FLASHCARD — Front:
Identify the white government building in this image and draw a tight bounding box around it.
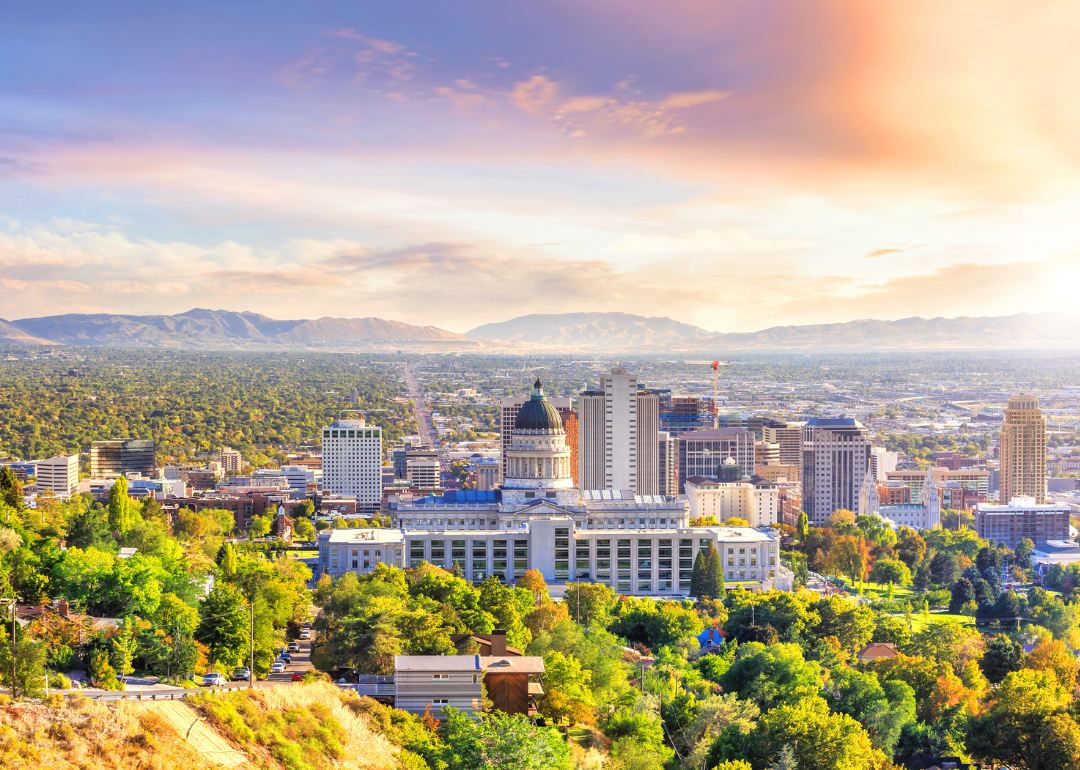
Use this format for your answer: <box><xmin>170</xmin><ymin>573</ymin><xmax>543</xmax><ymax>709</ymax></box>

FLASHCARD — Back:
<box><xmin>319</xmin><ymin>379</ymin><xmax>791</xmax><ymax>594</ymax></box>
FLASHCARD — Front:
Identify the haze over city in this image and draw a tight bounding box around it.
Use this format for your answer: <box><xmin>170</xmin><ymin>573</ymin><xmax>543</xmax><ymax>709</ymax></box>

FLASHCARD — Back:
<box><xmin>4</xmin><ymin>2</ymin><xmax>1080</xmax><ymax>330</ymax></box>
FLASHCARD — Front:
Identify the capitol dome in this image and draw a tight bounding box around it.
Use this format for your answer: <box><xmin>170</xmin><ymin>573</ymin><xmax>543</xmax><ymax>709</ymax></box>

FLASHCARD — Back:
<box><xmin>515</xmin><ymin>378</ymin><xmax>563</xmax><ymax>432</ymax></box>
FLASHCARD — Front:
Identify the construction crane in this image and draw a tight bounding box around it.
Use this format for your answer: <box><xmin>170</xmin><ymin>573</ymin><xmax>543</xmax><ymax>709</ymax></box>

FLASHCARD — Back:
<box><xmin>683</xmin><ymin>360</ymin><xmax>733</xmax><ymax>427</ymax></box>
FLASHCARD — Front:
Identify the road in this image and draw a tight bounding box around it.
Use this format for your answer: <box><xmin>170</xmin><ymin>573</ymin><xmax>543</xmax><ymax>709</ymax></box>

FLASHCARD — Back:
<box><xmin>404</xmin><ymin>363</ymin><xmax>457</xmax><ymax>490</ymax></box>
<box><xmin>34</xmin><ymin>637</ymin><xmax>317</xmax><ymax>701</ymax></box>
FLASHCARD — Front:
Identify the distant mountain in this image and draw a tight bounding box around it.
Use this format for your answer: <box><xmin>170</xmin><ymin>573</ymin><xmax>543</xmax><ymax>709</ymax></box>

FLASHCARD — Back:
<box><xmin>467</xmin><ymin>312</ymin><xmax>714</xmax><ymax>347</ymax></box>
<box><xmin>468</xmin><ymin>311</ymin><xmax>1080</xmax><ymax>350</ymax></box>
<box><xmin>7</xmin><ymin>309</ymin><xmax>469</xmax><ymax>347</ymax></box>
<box><xmin>0</xmin><ymin>318</ymin><xmax>57</xmax><ymax>346</ymax></box>
<box><xmin>709</xmin><ymin>312</ymin><xmax>1080</xmax><ymax>350</ymax></box>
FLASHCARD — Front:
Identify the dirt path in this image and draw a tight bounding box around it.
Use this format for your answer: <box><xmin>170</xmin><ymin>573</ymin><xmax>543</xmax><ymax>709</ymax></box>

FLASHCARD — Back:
<box><xmin>142</xmin><ymin>699</ymin><xmax>247</xmax><ymax>767</ymax></box>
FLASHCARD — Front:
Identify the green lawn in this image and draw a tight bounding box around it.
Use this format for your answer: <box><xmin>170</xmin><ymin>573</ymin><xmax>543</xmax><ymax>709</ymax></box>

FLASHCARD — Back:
<box><xmin>894</xmin><ymin>610</ymin><xmax>974</xmax><ymax>631</ymax></box>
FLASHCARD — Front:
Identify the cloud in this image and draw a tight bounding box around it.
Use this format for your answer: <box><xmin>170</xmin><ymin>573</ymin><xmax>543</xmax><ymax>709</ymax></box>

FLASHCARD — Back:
<box><xmin>866</xmin><ymin>248</ymin><xmax>905</xmax><ymax>258</ymax></box>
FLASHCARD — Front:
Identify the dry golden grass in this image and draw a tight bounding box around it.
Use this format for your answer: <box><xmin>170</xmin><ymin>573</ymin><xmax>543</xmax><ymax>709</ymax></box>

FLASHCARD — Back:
<box><xmin>0</xmin><ymin>694</ymin><xmax>219</xmax><ymax>770</ymax></box>
<box><xmin>196</xmin><ymin>682</ymin><xmax>400</xmax><ymax>770</ymax></box>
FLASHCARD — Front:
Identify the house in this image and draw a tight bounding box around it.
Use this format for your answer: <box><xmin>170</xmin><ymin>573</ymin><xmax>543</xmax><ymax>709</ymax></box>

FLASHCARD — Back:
<box><xmin>16</xmin><ymin>600</ymin><xmax>119</xmax><ymax>633</ymax></box>
<box><xmin>695</xmin><ymin>628</ymin><xmax>726</xmax><ymax>653</ymax></box>
<box><xmin>858</xmin><ymin>642</ymin><xmax>898</xmax><ymax>663</ymax></box>
<box><xmin>394</xmin><ymin>656</ymin><xmax>484</xmax><ymax>718</ymax></box>
<box><xmin>393</xmin><ymin>654</ymin><xmax>544</xmax><ymax>718</ymax></box>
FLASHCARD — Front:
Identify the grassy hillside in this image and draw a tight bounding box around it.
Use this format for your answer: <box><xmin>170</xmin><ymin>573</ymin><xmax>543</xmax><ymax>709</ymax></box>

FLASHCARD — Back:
<box><xmin>193</xmin><ymin>682</ymin><xmax>399</xmax><ymax>770</ymax></box>
<box><xmin>0</xmin><ymin>693</ymin><xmax>217</xmax><ymax>770</ymax></box>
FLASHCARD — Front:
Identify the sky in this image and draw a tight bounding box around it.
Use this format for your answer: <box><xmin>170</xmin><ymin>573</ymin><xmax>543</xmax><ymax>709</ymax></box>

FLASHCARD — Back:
<box><xmin>2</xmin><ymin>0</ymin><xmax>1080</xmax><ymax>333</ymax></box>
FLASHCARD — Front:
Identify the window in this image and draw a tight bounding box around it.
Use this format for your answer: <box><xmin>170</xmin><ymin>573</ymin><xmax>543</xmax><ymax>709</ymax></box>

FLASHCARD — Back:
<box><xmin>433</xmin><ymin>673</ymin><xmax>449</xmax><ymax>680</ymax></box>
<box><xmin>432</xmin><ymin>698</ymin><xmax>449</xmax><ymax>705</ymax></box>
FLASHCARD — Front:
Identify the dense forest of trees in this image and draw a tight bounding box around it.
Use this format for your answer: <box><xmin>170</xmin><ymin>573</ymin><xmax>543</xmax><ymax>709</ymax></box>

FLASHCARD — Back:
<box><xmin>0</xmin><ymin>349</ymin><xmax>414</xmax><ymax>467</ymax></box>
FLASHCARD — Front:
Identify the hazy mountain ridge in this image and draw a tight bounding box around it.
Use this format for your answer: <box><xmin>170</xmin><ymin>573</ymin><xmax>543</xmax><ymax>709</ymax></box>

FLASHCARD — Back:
<box><xmin>468</xmin><ymin>311</ymin><xmax>1080</xmax><ymax>350</ymax></box>
<box><xmin>467</xmin><ymin>312</ymin><xmax>714</xmax><ymax>346</ymax></box>
<box><xmin>8</xmin><ymin>309</ymin><xmax>470</xmax><ymax>347</ymax></box>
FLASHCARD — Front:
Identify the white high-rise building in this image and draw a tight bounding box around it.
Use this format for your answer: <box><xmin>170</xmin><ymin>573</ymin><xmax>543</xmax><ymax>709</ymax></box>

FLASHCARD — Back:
<box><xmin>218</xmin><ymin>446</ymin><xmax>243</xmax><ymax>474</ymax></box>
<box><xmin>868</xmin><ymin>447</ymin><xmax>898</xmax><ymax>482</ymax></box>
<box><xmin>658</xmin><ymin>432</ymin><xmax>677</xmax><ymax>497</ymax></box>
<box><xmin>35</xmin><ymin>454</ymin><xmax>79</xmax><ymax>498</ymax></box>
<box><xmin>801</xmin><ymin>417</ymin><xmax>871</xmax><ymax>525</ymax></box>
<box><xmin>684</xmin><ymin>474</ymin><xmax>779</xmax><ymax>527</ymax></box>
<box><xmin>320</xmin><ymin>417</ymin><xmax>383</xmax><ymax>516</ymax></box>
<box><xmin>500</xmin><ymin>393</ymin><xmax>571</xmax><ymax>482</ymax></box>
<box><xmin>578</xmin><ymin>368</ymin><xmax>659</xmax><ymax>494</ymax></box>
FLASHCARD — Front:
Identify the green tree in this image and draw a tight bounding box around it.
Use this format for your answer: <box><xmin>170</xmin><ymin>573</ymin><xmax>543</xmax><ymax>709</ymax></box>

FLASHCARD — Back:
<box><xmin>719</xmin><ymin>642</ymin><xmax>824</xmax><ymax>710</ymax></box>
<box><xmin>249</xmin><ymin>515</ymin><xmax>271</xmax><ymax>539</ymax></box>
<box><xmin>981</xmin><ymin>634</ymin><xmax>1023</xmax><ymax>683</ymax></box>
<box><xmin>87</xmin><ymin>647</ymin><xmax>122</xmax><ymax>690</ymax></box>
<box><xmin>690</xmin><ymin>550</ymin><xmax>706</xmax><ymax>597</ymax></box>
<box><xmin>107</xmin><ymin>476</ymin><xmax>135</xmax><ymax>534</ymax></box>
<box><xmin>746</xmin><ymin>694</ymin><xmax>882</xmax><ymax>770</ymax></box>
<box><xmin>967</xmin><ymin>669</ymin><xmax>1072</xmax><ymax>768</ymax></box>
<box><xmin>195</xmin><ymin>584</ymin><xmax>249</xmax><ymax>670</ymax></box>
<box><xmin>0</xmin><ymin>632</ymin><xmax>46</xmax><ymax>699</ymax></box>
<box><xmin>1034</xmin><ymin>714</ymin><xmax>1080</xmax><ymax>770</ymax></box>
<box><xmin>111</xmin><ymin>617</ymin><xmax>138</xmax><ymax>679</ymax></box>
<box><xmin>870</xmin><ymin>557</ymin><xmax>911</xmax><ymax>587</ymax></box>
<box><xmin>438</xmin><ymin>708</ymin><xmax>572</xmax><ymax>770</ymax></box>
<box><xmin>703</xmin><ymin>542</ymin><xmax>724</xmax><ymax>599</ymax></box>
<box><xmin>796</xmin><ymin>511</ymin><xmax>809</xmax><ymax>543</ymax></box>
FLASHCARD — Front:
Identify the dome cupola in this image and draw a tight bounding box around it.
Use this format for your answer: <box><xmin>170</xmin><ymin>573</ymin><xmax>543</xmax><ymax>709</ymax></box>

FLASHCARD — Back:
<box><xmin>514</xmin><ymin>378</ymin><xmax>563</xmax><ymax>432</ymax></box>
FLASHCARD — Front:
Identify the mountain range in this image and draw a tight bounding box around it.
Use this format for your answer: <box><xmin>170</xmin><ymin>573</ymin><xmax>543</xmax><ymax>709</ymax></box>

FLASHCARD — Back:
<box><xmin>2</xmin><ymin>308</ymin><xmax>1079</xmax><ymax>350</ymax></box>
<box><xmin>466</xmin><ymin>311</ymin><xmax>1080</xmax><ymax>350</ymax></box>
<box><xmin>2</xmin><ymin>309</ymin><xmax>469</xmax><ymax>347</ymax></box>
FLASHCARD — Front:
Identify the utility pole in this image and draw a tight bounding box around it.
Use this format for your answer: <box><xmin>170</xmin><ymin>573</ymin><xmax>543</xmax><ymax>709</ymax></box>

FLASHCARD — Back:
<box><xmin>249</xmin><ymin>601</ymin><xmax>255</xmax><ymax>690</ymax></box>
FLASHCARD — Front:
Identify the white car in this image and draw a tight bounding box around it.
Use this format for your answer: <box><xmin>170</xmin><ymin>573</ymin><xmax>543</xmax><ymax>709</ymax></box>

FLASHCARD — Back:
<box><xmin>201</xmin><ymin>673</ymin><xmax>227</xmax><ymax>687</ymax></box>
<box><xmin>271</xmin><ymin>662</ymin><xmax>286</xmax><ymax>673</ymax></box>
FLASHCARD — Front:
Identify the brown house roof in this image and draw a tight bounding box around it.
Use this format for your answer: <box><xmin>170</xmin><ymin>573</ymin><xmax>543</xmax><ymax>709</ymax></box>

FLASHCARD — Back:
<box><xmin>858</xmin><ymin>642</ymin><xmax>898</xmax><ymax>659</ymax></box>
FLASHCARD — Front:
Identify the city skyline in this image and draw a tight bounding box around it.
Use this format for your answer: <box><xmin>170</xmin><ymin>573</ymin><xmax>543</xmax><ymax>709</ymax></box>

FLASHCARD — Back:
<box><xmin>3</xmin><ymin>2</ymin><xmax>1080</xmax><ymax>331</ymax></box>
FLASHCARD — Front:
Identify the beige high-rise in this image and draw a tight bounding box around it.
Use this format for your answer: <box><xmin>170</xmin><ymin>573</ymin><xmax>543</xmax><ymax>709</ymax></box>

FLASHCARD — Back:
<box><xmin>999</xmin><ymin>394</ymin><xmax>1046</xmax><ymax>504</ymax></box>
<box><xmin>578</xmin><ymin>367</ymin><xmax>659</xmax><ymax>494</ymax></box>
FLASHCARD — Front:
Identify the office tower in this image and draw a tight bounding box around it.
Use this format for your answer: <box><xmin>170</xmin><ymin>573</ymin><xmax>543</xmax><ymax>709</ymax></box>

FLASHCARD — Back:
<box><xmin>90</xmin><ymin>439</ymin><xmax>155</xmax><ymax>480</ymax></box>
<box><xmin>578</xmin><ymin>368</ymin><xmax>659</xmax><ymax>494</ymax></box>
<box><xmin>763</xmin><ymin>420</ymin><xmax>804</xmax><ymax>467</ymax></box>
<box><xmin>405</xmin><ymin>448</ymin><xmax>440</xmax><ymax>490</ymax></box>
<box><xmin>636</xmin><ymin>390</ymin><xmax>660</xmax><ymax>495</ymax></box>
<box><xmin>800</xmin><ymin>417</ymin><xmax>871</xmax><ymax>524</ymax></box>
<box><xmin>975</xmin><ymin>497</ymin><xmax>1069</xmax><ymax>548</ymax></box>
<box><xmin>684</xmin><ymin>475</ymin><xmax>779</xmax><ymax>527</ymax></box>
<box><xmin>658</xmin><ymin>432</ymin><xmax>677</xmax><ymax>496</ymax></box>
<box><xmin>36</xmin><ymin>453</ymin><xmax>79</xmax><ymax>498</ymax></box>
<box><xmin>676</xmin><ymin>428</ymin><xmax>756</xmax><ymax>492</ymax></box>
<box><xmin>562</xmin><ymin>410</ymin><xmax>579</xmax><ymax>487</ymax></box>
<box><xmin>500</xmin><ymin>393</ymin><xmax>571</xmax><ymax>482</ymax></box>
<box><xmin>320</xmin><ymin>417</ymin><xmax>383</xmax><ymax>516</ymax></box>
<box><xmin>715</xmin><ymin>410</ymin><xmax>748</xmax><ymax>429</ymax></box>
<box><xmin>218</xmin><ymin>446</ymin><xmax>243</xmax><ymax>473</ymax></box>
<box><xmin>868</xmin><ymin>447</ymin><xmax>898</xmax><ymax>482</ymax></box>
<box><xmin>348</xmin><ymin>387</ymin><xmax>359</xmax><ymax>405</ymax></box>
<box><xmin>885</xmin><ymin>467</ymin><xmax>990</xmax><ymax>503</ymax></box>
<box><xmin>999</xmin><ymin>394</ymin><xmax>1047</xmax><ymax>504</ymax></box>
<box><xmin>474</xmin><ymin>458</ymin><xmax>500</xmax><ymax>491</ymax></box>
<box><xmin>755</xmin><ymin>441</ymin><xmax>780</xmax><ymax>465</ymax></box>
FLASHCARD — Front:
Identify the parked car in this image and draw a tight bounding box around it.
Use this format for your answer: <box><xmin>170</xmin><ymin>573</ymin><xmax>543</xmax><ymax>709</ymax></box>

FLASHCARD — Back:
<box><xmin>201</xmin><ymin>673</ymin><xmax>227</xmax><ymax>687</ymax></box>
<box><xmin>231</xmin><ymin>667</ymin><xmax>250</xmax><ymax>681</ymax></box>
<box><xmin>271</xmin><ymin>662</ymin><xmax>286</xmax><ymax>674</ymax></box>
<box><xmin>287</xmin><ymin>641</ymin><xmax>300</xmax><ymax>653</ymax></box>
<box><xmin>291</xmin><ymin>672</ymin><xmax>304</xmax><ymax>682</ymax></box>
<box><xmin>280</xmin><ymin>653</ymin><xmax>292</xmax><ymax>663</ymax></box>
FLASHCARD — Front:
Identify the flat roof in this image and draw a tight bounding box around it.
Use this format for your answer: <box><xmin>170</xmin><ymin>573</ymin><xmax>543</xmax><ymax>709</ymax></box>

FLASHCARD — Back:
<box><xmin>394</xmin><ymin>655</ymin><xmax>478</xmax><ymax>671</ymax></box>
<box><xmin>479</xmin><ymin>656</ymin><xmax>545</xmax><ymax>673</ymax></box>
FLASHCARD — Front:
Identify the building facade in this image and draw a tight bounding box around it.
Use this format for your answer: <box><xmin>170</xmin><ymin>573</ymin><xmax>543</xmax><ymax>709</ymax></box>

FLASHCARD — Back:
<box><xmin>974</xmin><ymin>497</ymin><xmax>1069</xmax><ymax>548</ymax></box>
<box><xmin>218</xmin><ymin>446</ymin><xmax>243</xmax><ymax>474</ymax></box>
<box><xmin>684</xmin><ymin>472</ymin><xmax>779</xmax><ymax>527</ymax></box>
<box><xmin>999</xmin><ymin>394</ymin><xmax>1047</xmax><ymax>504</ymax></box>
<box><xmin>577</xmin><ymin>368</ymin><xmax>660</xmax><ymax>495</ymax></box>
<box><xmin>320</xmin><ymin>417</ymin><xmax>383</xmax><ymax>516</ymax></box>
<box><xmin>658</xmin><ymin>432</ymin><xmax>677</xmax><ymax>497</ymax></box>
<box><xmin>90</xmin><ymin>439</ymin><xmax>155</xmax><ymax>480</ymax></box>
<box><xmin>885</xmin><ymin>468</ymin><xmax>990</xmax><ymax>503</ymax></box>
<box><xmin>801</xmin><ymin>418</ymin><xmax>871</xmax><ymax>524</ymax></box>
<box><xmin>763</xmin><ymin>420</ymin><xmax>803</xmax><ymax>467</ymax></box>
<box><xmin>868</xmin><ymin>447</ymin><xmax>898</xmax><ymax>482</ymax></box>
<box><xmin>676</xmin><ymin>428</ymin><xmax>756</xmax><ymax>493</ymax></box>
<box><xmin>35</xmin><ymin>453</ymin><xmax>79</xmax><ymax>498</ymax></box>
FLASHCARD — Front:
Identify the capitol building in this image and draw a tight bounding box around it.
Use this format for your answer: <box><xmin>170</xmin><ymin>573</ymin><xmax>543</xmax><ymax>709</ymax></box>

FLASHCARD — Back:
<box><xmin>319</xmin><ymin>379</ymin><xmax>791</xmax><ymax>595</ymax></box>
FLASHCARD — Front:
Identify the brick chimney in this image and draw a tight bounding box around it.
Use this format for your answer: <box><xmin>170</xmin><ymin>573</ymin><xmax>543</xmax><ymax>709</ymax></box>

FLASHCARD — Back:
<box><xmin>490</xmin><ymin>630</ymin><xmax>507</xmax><ymax>656</ymax></box>
<box><xmin>58</xmin><ymin>601</ymin><xmax>70</xmax><ymax>618</ymax></box>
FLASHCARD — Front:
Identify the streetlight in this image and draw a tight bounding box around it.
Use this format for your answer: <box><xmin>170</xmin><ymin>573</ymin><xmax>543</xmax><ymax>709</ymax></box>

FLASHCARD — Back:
<box><xmin>1</xmin><ymin>596</ymin><xmax>22</xmax><ymax>700</ymax></box>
